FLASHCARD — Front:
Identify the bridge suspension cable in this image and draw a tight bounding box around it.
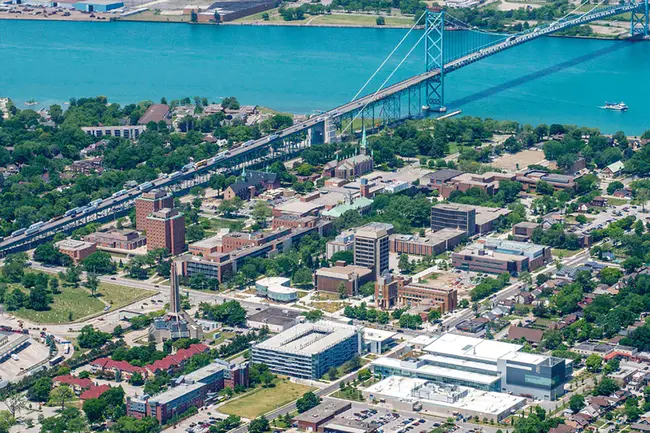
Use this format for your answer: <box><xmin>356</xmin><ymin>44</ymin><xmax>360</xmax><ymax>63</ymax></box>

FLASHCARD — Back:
<box><xmin>351</xmin><ymin>10</ymin><xmax>426</xmax><ymax>101</ymax></box>
<box><xmin>340</xmin><ymin>29</ymin><xmax>427</xmax><ymax>137</ymax></box>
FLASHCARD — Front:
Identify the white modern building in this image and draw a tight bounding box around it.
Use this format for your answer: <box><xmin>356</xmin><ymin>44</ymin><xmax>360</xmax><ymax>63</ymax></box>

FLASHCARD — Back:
<box><xmin>252</xmin><ymin>320</ymin><xmax>362</xmax><ymax>379</ymax></box>
<box><xmin>255</xmin><ymin>277</ymin><xmax>298</xmax><ymax>303</ymax></box>
<box><xmin>363</xmin><ymin>376</ymin><xmax>525</xmax><ymax>422</ymax></box>
<box><xmin>371</xmin><ymin>333</ymin><xmax>572</xmax><ymax>401</ymax></box>
<box><xmin>363</xmin><ymin>328</ymin><xmax>397</xmax><ymax>354</ymax></box>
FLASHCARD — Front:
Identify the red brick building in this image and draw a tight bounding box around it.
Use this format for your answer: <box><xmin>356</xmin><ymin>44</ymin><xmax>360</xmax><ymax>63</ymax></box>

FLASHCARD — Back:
<box><xmin>55</xmin><ymin>239</ymin><xmax>96</xmax><ymax>263</ymax></box>
<box><xmin>135</xmin><ymin>190</ymin><xmax>173</xmax><ymax>230</ymax></box>
<box><xmin>145</xmin><ymin>208</ymin><xmax>185</xmax><ymax>255</ymax></box>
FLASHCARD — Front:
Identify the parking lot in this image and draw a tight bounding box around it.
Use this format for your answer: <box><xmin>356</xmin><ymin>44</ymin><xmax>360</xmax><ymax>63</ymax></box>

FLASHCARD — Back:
<box><xmin>337</xmin><ymin>406</ymin><xmax>442</xmax><ymax>433</ymax></box>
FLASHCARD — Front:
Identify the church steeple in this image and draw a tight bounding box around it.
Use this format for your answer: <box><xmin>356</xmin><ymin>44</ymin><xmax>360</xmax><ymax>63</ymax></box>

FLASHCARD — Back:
<box><xmin>360</xmin><ymin>126</ymin><xmax>368</xmax><ymax>155</ymax></box>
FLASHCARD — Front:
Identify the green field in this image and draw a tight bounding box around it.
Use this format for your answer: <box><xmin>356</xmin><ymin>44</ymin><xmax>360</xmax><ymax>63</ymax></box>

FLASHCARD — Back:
<box><xmin>96</xmin><ymin>283</ymin><xmax>154</xmax><ymax>310</ymax></box>
<box><xmin>13</xmin><ymin>285</ymin><xmax>105</xmax><ymax>324</ymax></box>
<box><xmin>552</xmin><ymin>248</ymin><xmax>581</xmax><ymax>258</ymax></box>
<box><xmin>219</xmin><ymin>379</ymin><xmax>313</xmax><ymax>419</ymax></box>
<box><xmin>202</xmin><ymin>217</ymin><xmax>246</xmax><ymax>232</ymax></box>
<box><xmin>13</xmin><ymin>280</ymin><xmax>153</xmax><ymax>324</ymax></box>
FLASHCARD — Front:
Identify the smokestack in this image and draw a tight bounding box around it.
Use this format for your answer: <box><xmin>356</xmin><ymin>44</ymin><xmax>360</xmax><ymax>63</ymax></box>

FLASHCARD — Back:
<box><xmin>170</xmin><ymin>261</ymin><xmax>181</xmax><ymax>314</ymax></box>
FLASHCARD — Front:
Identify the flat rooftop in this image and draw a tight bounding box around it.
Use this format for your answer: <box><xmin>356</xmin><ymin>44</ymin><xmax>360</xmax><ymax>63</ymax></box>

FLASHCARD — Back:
<box><xmin>355</xmin><ymin>222</ymin><xmax>393</xmax><ymax>239</ymax></box>
<box><xmin>390</xmin><ymin>228</ymin><xmax>466</xmax><ymax>245</ymax></box>
<box><xmin>55</xmin><ymin>239</ymin><xmax>94</xmax><ymax>250</ymax></box>
<box><xmin>316</xmin><ymin>265</ymin><xmax>373</xmax><ymax>280</ymax></box>
<box><xmin>433</xmin><ymin>203</ymin><xmax>478</xmax><ymax>212</ymax></box>
<box><xmin>474</xmin><ymin>206</ymin><xmax>511</xmax><ymax>225</ymax></box>
<box><xmin>423</xmin><ymin>333</ymin><xmax>522</xmax><ymax>363</ymax></box>
<box><xmin>294</xmin><ymin>399</ymin><xmax>350</xmax><ymax>424</ymax></box>
<box><xmin>148</xmin><ymin>382</ymin><xmax>204</xmax><ymax>405</ymax></box>
<box><xmin>247</xmin><ymin>307</ymin><xmax>301</xmax><ymax>327</ymax></box>
<box><xmin>365</xmin><ymin>376</ymin><xmax>525</xmax><ymax>415</ymax></box>
<box><xmin>254</xmin><ymin>321</ymin><xmax>358</xmax><ymax>356</ymax></box>
<box><xmin>190</xmin><ymin>233</ymin><xmax>225</xmax><ymax>249</ymax></box>
<box><xmin>371</xmin><ymin>356</ymin><xmax>499</xmax><ymax>386</ymax></box>
<box><xmin>364</xmin><ymin>328</ymin><xmax>397</xmax><ymax>342</ymax></box>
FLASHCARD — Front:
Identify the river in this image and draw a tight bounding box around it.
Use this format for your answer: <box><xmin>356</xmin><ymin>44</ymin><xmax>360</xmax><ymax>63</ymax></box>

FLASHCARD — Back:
<box><xmin>1</xmin><ymin>20</ymin><xmax>649</xmax><ymax>133</ymax></box>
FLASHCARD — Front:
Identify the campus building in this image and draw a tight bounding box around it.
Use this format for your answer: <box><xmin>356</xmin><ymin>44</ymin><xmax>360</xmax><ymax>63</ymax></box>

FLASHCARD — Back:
<box><xmin>55</xmin><ymin>239</ymin><xmax>96</xmax><ymax>263</ymax></box>
<box><xmin>389</xmin><ymin>228</ymin><xmax>465</xmax><ymax>257</ymax></box>
<box><xmin>431</xmin><ymin>203</ymin><xmax>476</xmax><ymax>235</ymax></box>
<box><xmin>315</xmin><ymin>264</ymin><xmax>374</xmax><ymax>296</ymax></box>
<box><xmin>397</xmin><ymin>281</ymin><xmax>457</xmax><ymax>313</ymax></box>
<box><xmin>251</xmin><ymin>321</ymin><xmax>362</xmax><ymax>379</ymax></box>
<box><xmin>451</xmin><ymin>238</ymin><xmax>551</xmax><ymax>275</ymax></box>
<box><xmin>363</xmin><ymin>376</ymin><xmax>526</xmax><ymax>422</ymax></box>
<box><xmin>370</xmin><ymin>333</ymin><xmax>572</xmax><ymax>401</ymax></box>
<box><xmin>135</xmin><ymin>190</ymin><xmax>173</xmax><ymax>230</ymax></box>
<box><xmin>146</xmin><ymin>208</ymin><xmax>185</xmax><ymax>255</ymax></box>
<box><xmin>354</xmin><ymin>222</ymin><xmax>393</xmax><ymax>278</ymax></box>
<box><xmin>223</xmin><ymin>169</ymin><xmax>280</xmax><ymax>201</ymax></box>
<box><xmin>85</xmin><ymin>229</ymin><xmax>147</xmax><ymax>251</ymax></box>
<box><xmin>126</xmin><ymin>362</ymin><xmax>226</xmax><ymax>424</ymax></box>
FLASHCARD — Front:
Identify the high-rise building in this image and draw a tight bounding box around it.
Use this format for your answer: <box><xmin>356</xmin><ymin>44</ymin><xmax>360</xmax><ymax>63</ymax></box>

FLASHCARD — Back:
<box><xmin>354</xmin><ymin>222</ymin><xmax>393</xmax><ymax>278</ymax></box>
<box><xmin>145</xmin><ymin>208</ymin><xmax>185</xmax><ymax>255</ymax></box>
<box><xmin>431</xmin><ymin>203</ymin><xmax>476</xmax><ymax>235</ymax></box>
<box><xmin>135</xmin><ymin>190</ymin><xmax>173</xmax><ymax>230</ymax></box>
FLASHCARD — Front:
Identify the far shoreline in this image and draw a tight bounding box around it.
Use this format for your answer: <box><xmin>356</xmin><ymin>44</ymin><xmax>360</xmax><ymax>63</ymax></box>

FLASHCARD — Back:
<box><xmin>0</xmin><ymin>13</ymin><xmax>631</xmax><ymax>39</ymax></box>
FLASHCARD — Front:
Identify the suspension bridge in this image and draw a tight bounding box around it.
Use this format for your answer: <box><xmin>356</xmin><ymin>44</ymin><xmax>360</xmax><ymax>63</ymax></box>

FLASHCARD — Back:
<box><xmin>0</xmin><ymin>0</ymin><xmax>647</xmax><ymax>256</ymax></box>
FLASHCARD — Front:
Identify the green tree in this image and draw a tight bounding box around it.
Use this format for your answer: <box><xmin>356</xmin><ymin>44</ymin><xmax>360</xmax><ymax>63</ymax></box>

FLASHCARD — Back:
<box><xmin>82</xmin><ymin>398</ymin><xmax>107</xmax><ymax>424</ymax></box>
<box><xmin>50</xmin><ymin>385</ymin><xmax>74</xmax><ymax>410</ymax></box>
<box><xmin>251</xmin><ymin>201</ymin><xmax>272</xmax><ymax>226</ymax></box>
<box><xmin>296</xmin><ymin>391</ymin><xmax>321</xmax><ymax>413</ymax></box>
<box><xmin>85</xmin><ymin>273</ymin><xmax>100</xmax><ymax>297</ymax></box>
<box><xmin>585</xmin><ymin>354</ymin><xmax>602</xmax><ymax>372</ymax></box>
<box><xmin>569</xmin><ymin>394</ymin><xmax>585</xmax><ymax>413</ymax></box>
<box><xmin>27</xmin><ymin>377</ymin><xmax>52</xmax><ymax>402</ymax></box>
<box><xmin>83</xmin><ymin>251</ymin><xmax>116</xmax><ymax>275</ymax></box>
<box><xmin>600</xmin><ymin>267</ymin><xmax>623</xmax><ymax>285</ymax></box>
<box><xmin>376</xmin><ymin>16</ymin><xmax>385</xmax><ymax>25</ymax></box>
<box><xmin>338</xmin><ymin>282</ymin><xmax>348</xmax><ymax>299</ymax></box>
<box><xmin>248</xmin><ymin>417</ymin><xmax>269</xmax><ymax>433</ymax></box>
<box><xmin>303</xmin><ymin>309</ymin><xmax>324</xmax><ymax>322</ymax></box>
<box><xmin>594</xmin><ymin>377</ymin><xmax>619</xmax><ymax>396</ymax></box>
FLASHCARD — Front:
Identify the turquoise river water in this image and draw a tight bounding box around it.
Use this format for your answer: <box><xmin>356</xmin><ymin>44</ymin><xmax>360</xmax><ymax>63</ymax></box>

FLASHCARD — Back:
<box><xmin>1</xmin><ymin>20</ymin><xmax>649</xmax><ymax>133</ymax></box>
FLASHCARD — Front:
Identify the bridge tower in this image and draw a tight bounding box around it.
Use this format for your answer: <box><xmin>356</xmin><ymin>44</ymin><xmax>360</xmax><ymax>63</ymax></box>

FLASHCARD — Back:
<box><xmin>630</xmin><ymin>0</ymin><xmax>649</xmax><ymax>37</ymax></box>
<box><xmin>424</xmin><ymin>7</ymin><xmax>446</xmax><ymax>112</ymax></box>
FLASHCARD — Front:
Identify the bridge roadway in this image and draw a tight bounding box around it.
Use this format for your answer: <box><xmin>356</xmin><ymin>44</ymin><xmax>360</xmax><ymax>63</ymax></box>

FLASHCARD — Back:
<box><xmin>0</xmin><ymin>2</ymin><xmax>641</xmax><ymax>254</ymax></box>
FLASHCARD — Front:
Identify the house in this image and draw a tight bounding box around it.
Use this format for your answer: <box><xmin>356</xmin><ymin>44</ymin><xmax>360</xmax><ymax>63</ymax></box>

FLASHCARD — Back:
<box><xmin>591</xmin><ymin>196</ymin><xmax>608</xmax><ymax>207</ymax></box>
<box><xmin>145</xmin><ymin>343</ymin><xmax>210</xmax><ymax>375</ymax></box>
<box><xmin>223</xmin><ymin>170</ymin><xmax>279</xmax><ymax>201</ymax></box>
<box><xmin>613</xmin><ymin>189</ymin><xmax>632</xmax><ymax>198</ymax></box>
<box><xmin>90</xmin><ymin>358</ymin><xmax>148</xmax><ymax>380</ymax></box>
<box><xmin>515</xmin><ymin>292</ymin><xmax>535</xmax><ymax>305</ymax></box>
<box><xmin>603</xmin><ymin>161</ymin><xmax>625</xmax><ymax>178</ymax></box>
<box><xmin>548</xmin><ymin>424</ymin><xmax>576</xmax><ymax>433</ymax></box>
<box><xmin>80</xmin><ymin>385</ymin><xmax>112</xmax><ymax>400</ymax></box>
<box><xmin>53</xmin><ymin>375</ymin><xmax>93</xmax><ymax>395</ymax></box>
<box><xmin>508</xmin><ymin>326</ymin><xmax>544</xmax><ymax>345</ymax></box>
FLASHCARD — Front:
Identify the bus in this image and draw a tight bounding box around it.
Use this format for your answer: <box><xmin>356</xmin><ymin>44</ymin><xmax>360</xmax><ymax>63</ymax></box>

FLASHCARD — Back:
<box><xmin>49</xmin><ymin>355</ymin><xmax>64</xmax><ymax>366</ymax></box>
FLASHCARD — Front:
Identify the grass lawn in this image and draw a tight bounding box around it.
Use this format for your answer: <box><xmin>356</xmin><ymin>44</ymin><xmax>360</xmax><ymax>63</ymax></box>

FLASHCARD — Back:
<box><xmin>12</xmin><ymin>279</ymin><xmax>153</xmax><ymax>324</ymax></box>
<box><xmin>96</xmin><ymin>283</ymin><xmax>154</xmax><ymax>310</ymax></box>
<box><xmin>202</xmin><ymin>217</ymin><xmax>246</xmax><ymax>232</ymax></box>
<box><xmin>309</xmin><ymin>13</ymin><xmax>413</xmax><ymax>27</ymax></box>
<box><xmin>14</xmin><ymin>285</ymin><xmax>105</xmax><ymax>324</ymax></box>
<box><xmin>607</xmin><ymin>197</ymin><xmax>630</xmax><ymax>206</ymax></box>
<box><xmin>311</xmin><ymin>301</ymin><xmax>347</xmax><ymax>313</ymax></box>
<box><xmin>220</xmin><ymin>378</ymin><xmax>313</xmax><ymax>419</ymax></box>
<box><xmin>552</xmin><ymin>248</ymin><xmax>581</xmax><ymax>258</ymax></box>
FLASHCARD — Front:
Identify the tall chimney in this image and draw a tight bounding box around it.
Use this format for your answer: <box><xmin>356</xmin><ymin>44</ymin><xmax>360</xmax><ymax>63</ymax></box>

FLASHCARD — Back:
<box><xmin>170</xmin><ymin>261</ymin><xmax>181</xmax><ymax>314</ymax></box>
